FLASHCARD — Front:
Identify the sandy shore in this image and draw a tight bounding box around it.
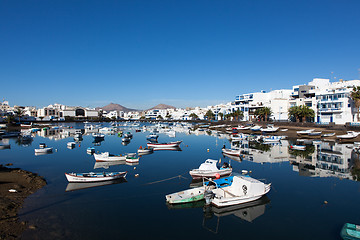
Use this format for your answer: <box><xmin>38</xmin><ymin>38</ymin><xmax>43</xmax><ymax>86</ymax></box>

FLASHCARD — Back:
<box><xmin>0</xmin><ymin>166</ymin><xmax>46</xmax><ymax>239</ymax></box>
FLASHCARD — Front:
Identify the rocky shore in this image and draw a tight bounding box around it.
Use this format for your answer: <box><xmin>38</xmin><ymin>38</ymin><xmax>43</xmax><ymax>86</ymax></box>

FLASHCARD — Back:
<box><xmin>0</xmin><ymin>166</ymin><xmax>46</xmax><ymax>239</ymax></box>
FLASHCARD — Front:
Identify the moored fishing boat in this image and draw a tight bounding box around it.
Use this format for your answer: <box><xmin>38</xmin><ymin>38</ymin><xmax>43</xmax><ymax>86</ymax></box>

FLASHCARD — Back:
<box><xmin>261</xmin><ymin>125</ymin><xmax>279</xmax><ymax>133</ymax></box>
<box><xmin>92</xmin><ymin>133</ymin><xmax>105</xmax><ymax>140</ymax></box>
<box><xmin>94</xmin><ymin>152</ymin><xmax>126</xmax><ymax>162</ymax></box>
<box><xmin>166</xmin><ymin>187</ymin><xmax>205</xmax><ymax>204</ymax></box>
<box><xmin>0</xmin><ymin>143</ymin><xmax>10</xmax><ymax>150</ymax></box>
<box><xmin>340</xmin><ymin>223</ymin><xmax>360</xmax><ymax>240</ymax></box>
<box><xmin>337</xmin><ymin>131</ymin><xmax>360</xmax><ymax>140</ymax></box>
<box><xmin>87</xmin><ymin>147</ymin><xmax>95</xmax><ymax>154</ymax></box>
<box><xmin>125</xmin><ymin>154</ymin><xmax>139</xmax><ymax>163</ymax></box>
<box><xmin>146</xmin><ymin>133</ymin><xmax>158</xmax><ymax>140</ymax></box>
<box><xmin>297</xmin><ymin>129</ymin><xmax>314</xmax><ymax>135</ymax></box>
<box><xmin>65</xmin><ymin>171</ymin><xmax>127</xmax><ymax>183</ymax></box>
<box><xmin>35</xmin><ymin>147</ymin><xmax>53</xmax><ymax>153</ymax></box>
<box><xmin>205</xmin><ymin>175</ymin><xmax>271</xmax><ymax>207</ymax></box>
<box><xmin>250</xmin><ymin>125</ymin><xmax>261</xmax><ymax>131</ymax></box>
<box><xmin>221</xmin><ymin>148</ymin><xmax>241</xmax><ymax>157</ymax></box>
<box><xmin>189</xmin><ymin>159</ymin><xmax>232</xmax><ymax>179</ymax></box>
<box><xmin>147</xmin><ymin>140</ymin><xmax>182</xmax><ymax>148</ymax></box>
<box><xmin>290</xmin><ymin>145</ymin><xmax>306</xmax><ymax>150</ymax></box>
<box><xmin>321</xmin><ymin>132</ymin><xmax>335</xmax><ymax>137</ymax></box>
<box><xmin>137</xmin><ymin>147</ymin><xmax>153</xmax><ymax>154</ymax></box>
<box><xmin>67</xmin><ymin>142</ymin><xmax>76</xmax><ymax>148</ymax></box>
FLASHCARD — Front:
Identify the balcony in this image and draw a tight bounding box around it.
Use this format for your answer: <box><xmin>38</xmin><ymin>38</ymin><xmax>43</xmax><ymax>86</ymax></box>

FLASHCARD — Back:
<box><xmin>318</xmin><ymin>108</ymin><xmax>342</xmax><ymax>113</ymax></box>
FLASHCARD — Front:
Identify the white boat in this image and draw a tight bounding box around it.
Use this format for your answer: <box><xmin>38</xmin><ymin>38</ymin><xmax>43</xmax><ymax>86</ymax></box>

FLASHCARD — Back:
<box><xmin>166</xmin><ymin>186</ymin><xmax>205</xmax><ymax>204</ymax></box>
<box><xmin>262</xmin><ymin>135</ymin><xmax>284</xmax><ymax>143</ymax></box>
<box><xmin>250</xmin><ymin>125</ymin><xmax>261</xmax><ymax>131</ymax></box>
<box><xmin>290</xmin><ymin>145</ymin><xmax>306</xmax><ymax>150</ymax></box>
<box><xmin>260</xmin><ymin>125</ymin><xmax>279</xmax><ymax>133</ymax></box>
<box><xmin>0</xmin><ymin>143</ymin><xmax>10</xmax><ymax>150</ymax></box>
<box><xmin>123</xmin><ymin>132</ymin><xmax>133</xmax><ymax>138</ymax></box>
<box><xmin>237</xmin><ymin>125</ymin><xmax>251</xmax><ymax>130</ymax></box>
<box><xmin>34</xmin><ymin>147</ymin><xmax>53</xmax><ymax>153</ymax></box>
<box><xmin>122</xmin><ymin>137</ymin><xmax>131</xmax><ymax>142</ymax></box>
<box><xmin>39</xmin><ymin>143</ymin><xmax>47</xmax><ymax>148</ymax></box>
<box><xmin>147</xmin><ymin>141</ymin><xmax>182</xmax><ymax>148</ymax></box>
<box><xmin>146</xmin><ymin>133</ymin><xmax>159</xmax><ymax>140</ymax></box>
<box><xmin>94</xmin><ymin>160</ymin><xmax>126</xmax><ymax>169</ymax></box>
<box><xmin>67</xmin><ymin>142</ymin><xmax>76</xmax><ymax>148</ymax></box>
<box><xmin>137</xmin><ymin>147</ymin><xmax>153</xmax><ymax>154</ymax></box>
<box><xmin>92</xmin><ymin>133</ymin><xmax>105</xmax><ymax>139</ymax></box>
<box><xmin>322</xmin><ymin>133</ymin><xmax>335</xmax><ymax>137</ymax></box>
<box><xmin>297</xmin><ymin>129</ymin><xmax>314</xmax><ymax>135</ymax></box>
<box><xmin>206</xmin><ymin>175</ymin><xmax>271</xmax><ymax>207</ymax></box>
<box><xmin>189</xmin><ymin>159</ymin><xmax>232</xmax><ymax>179</ymax></box>
<box><xmin>221</xmin><ymin>148</ymin><xmax>241</xmax><ymax>157</ymax></box>
<box><xmin>93</xmin><ymin>152</ymin><xmax>126</xmax><ymax>162</ymax></box>
<box><xmin>87</xmin><ymin>147</ymin><xmax>95</xmax><ymax>154</ymax></box>
<box><xmin>337</xmin><ymin>131</ymin><xmax>360</xmax><ymax>140</ymax></box>
<box><xmin>280</xmin><ymin>129</ymin><xmax>288</xmax><ymax>132</ymax></box>
<box><xmin>125</xmin><ymin>155</ymin><xmax>139</xmax><ymax>163</ymax></box>
<box><xmin>308</xmin><ymin>131</ymin><xmax>322</xmax><ymax>136</ymax></box>
<box><xmin>65</xmin><ymin>171</ymin><xmax>127</xmax><ymax>183</ymax></box>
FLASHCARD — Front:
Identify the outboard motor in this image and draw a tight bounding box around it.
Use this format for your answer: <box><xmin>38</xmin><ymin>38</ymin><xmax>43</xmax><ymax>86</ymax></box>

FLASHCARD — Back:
<box><xmin>204</xmin><ymin>189</ymin><xmax>215</xmax><ymax>206</ymax></box>
<box><xmin>222</xmin><ymin>162</ymin><xmax>229</xmax><ymax>168</ymax></box>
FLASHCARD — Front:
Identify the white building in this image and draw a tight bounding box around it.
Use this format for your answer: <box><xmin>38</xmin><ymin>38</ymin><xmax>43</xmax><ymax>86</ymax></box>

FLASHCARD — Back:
<box><xmin>234</xmin><ymin>89</ymin><xmax>292</xmax><ymax>121</ymax></box>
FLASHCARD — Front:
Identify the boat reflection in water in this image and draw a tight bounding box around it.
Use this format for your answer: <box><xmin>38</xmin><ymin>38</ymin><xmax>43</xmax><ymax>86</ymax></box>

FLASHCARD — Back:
<box><xmin>203</xmin><ymin>196</ymin><xmax>271</xmax><ymax>233</ymax></box>
<box><xmin>34</xmin><ymin>151</ymin><xmax>53</xmax><ymax>156</ymax></box>
<box><xmin>222</xmin><ymin>152</ymin><xmax>242</xmax><ymax>162</ymax></box>
<box><xmin>65</xmin><ymin>178</ymin><xmax>127</xmax><ymax>192</ymax></box>
<box><xmin>153</xmin><ymin>146</ymin><xmax>182</xmax><ymax>152</ymax></box>
<box><xmin>93</xmin><ymin>160</ymin><xmax>126</xmax><ymax>169</ymax></box>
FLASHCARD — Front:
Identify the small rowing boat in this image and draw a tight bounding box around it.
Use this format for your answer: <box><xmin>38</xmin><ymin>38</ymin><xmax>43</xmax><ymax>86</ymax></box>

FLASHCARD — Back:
<box><xmin>65</xmin><ymin>171</ymin><xmax>127</xmax><ymax>183</ymax></box>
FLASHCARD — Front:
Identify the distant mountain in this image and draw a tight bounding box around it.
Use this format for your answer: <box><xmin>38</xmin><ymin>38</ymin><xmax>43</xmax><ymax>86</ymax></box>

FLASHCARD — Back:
<box><xmin>96</xmin><ymin>103</ymin><xmax>139</xmax><ymax>113</ymax></box>
<box><xmin>147</xmin><ymin>103</ymin><xmax>176</xmax><ymax>111</ymax></box>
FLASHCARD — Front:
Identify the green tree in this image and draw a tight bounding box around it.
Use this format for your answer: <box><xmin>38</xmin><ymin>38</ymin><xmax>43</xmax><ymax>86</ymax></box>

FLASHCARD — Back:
<box><xmin>288</xmin><ymin>106</ymin><xmax>300</xmax><ymax>122</ymax></box>
<box><xmin>189</xmin><ymin>113</ymin><xmax>199</xmax><ymax>120</ymax></box>
<box><xmin>218</xmin><ymin>112</ymin><xmax>224</xmax><ymax>120</ymax></box>
<box><xmin>350</xmin><ymin>86</ymin><xmax>360</xmax><ymax>121</ymax></box>
<box><xmin>14</xmin><ymin>107</ymin><xmax>25</xmax><ymax>124</ymax></box>
<box><xmin>233</xmin><ymin>109</ymin><xmax>244</xmax><ymax>121</ymax></box>
<box><xmin>205</xmin><ymin>110</ymin><xmax>215</xmax><ymax>120</ymax></box>
<box><xmin>298</xmin><ymin>105</ymin><xmax>315</xmax><ymax>122</ymax></box>
<box><xmin>262</xmin><ymin>107</ymin><xmax>272</xmax><ymax>121</ymax></box>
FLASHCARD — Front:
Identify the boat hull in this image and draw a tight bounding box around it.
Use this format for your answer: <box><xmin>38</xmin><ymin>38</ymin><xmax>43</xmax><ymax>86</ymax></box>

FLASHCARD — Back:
<box><xmin>94</xmin><ymin>153</ymin><xmax>126</xmax><ymax>162</ymax></box>
<box><xmin>189</xmin><ymin>169</ymin><xmax>232</xmax><ymax>179</ymax></box>
<box><xmin>65</xmin><ymin>171</ymin><xmax>127</xmax><ymax>183</ymax></box>
<box><xmin>166</xmin><ymin>186</ymin><xmax>205</xmax><ymax>204</ymax></box>
<box><xmin>147</xmin><ymin>141</ymin><xmax>182</xmax><ymax>148</ymax></box>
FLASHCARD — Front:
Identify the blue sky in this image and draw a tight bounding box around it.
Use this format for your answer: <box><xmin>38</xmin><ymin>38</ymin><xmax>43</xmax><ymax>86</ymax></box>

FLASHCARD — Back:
<box><xmin>1</xmin><ymin>0</ymin><xmax>360</xmax><ymax>109</ymax></box>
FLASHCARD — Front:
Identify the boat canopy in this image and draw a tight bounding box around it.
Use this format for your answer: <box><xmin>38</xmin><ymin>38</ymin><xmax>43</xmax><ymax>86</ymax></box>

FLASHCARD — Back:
<box><xmin>198</xmin><ymin>159</ymin><xmax>219</xmax><ymax>171</ymax></box>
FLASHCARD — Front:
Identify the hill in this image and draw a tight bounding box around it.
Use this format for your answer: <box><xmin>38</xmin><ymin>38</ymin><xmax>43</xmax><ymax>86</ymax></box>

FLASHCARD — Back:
<box><xmin>96</xmin><ymin>103</ymin><xmax>139</xmax><ymax>112</ymax></box>
<box><xmin>147</xmin><ymin>104</ymin><xmax>176</xmax><ymax>111</ymax></box>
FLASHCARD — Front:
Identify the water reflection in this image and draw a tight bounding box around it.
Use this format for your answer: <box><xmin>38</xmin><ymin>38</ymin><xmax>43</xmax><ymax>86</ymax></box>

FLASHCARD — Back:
<box><xmin>65</xmin><ymin>178</ymin><xmax>127</xmax><ymax>192</ymax></box>
<box><xmin>93</xmin><ymin>160</ymin><xmax>126</xmax><ymax>169</ymax></box>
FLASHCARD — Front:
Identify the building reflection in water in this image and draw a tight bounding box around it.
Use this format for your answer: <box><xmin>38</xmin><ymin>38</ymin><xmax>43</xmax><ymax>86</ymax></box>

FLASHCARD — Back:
<box><xmin>225</xmin><ymin>138</ymin><xmax>359</xmax><ymax>181</ymax></box>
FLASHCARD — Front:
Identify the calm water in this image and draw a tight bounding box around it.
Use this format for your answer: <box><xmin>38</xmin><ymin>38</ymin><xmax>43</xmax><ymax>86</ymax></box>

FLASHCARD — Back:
<box><xmin>1</xmin><ymin>122</ymin><xmax>360</xmax><ymax>239</ymax></box>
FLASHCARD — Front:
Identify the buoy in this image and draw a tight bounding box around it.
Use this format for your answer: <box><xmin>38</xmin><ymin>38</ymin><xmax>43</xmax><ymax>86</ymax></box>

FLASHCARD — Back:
<box><xmin>242</xmin><ymin>170</ymin><xmax>248</xmax><ymax>174</ymax></box>
<box><xmin>186</xmin><ymin>145</ymin><xmax>188</xmax><ymax>147</ymax></box>
<box><xmin>249</xmin><ymin>170</ymin><xmax>252</xmax><ymax>173</ymax></box>
<box><xmin>215</xmin><ymin>173</ymin><xmax>220</xmax><ymax>179</ymax></box>
<box><xmin>134</xmin><ymin>167</ymin><xmax>136</xmax><ymax>170</ymax></box>
<box><xmin>9</xmin><ymin>189</ymin><xmax>17</xmax><ymax>193</ymax></box>
<box><xmin>135</xmin><ymin>174</ymin><xmax>139</xmax><ymax>177</ymax></box>
<box><xmin>207</xmin><ymin>149</ymin><xmax>209</xmax><ymax>152</ymax></box>
<box><xmin>324</xmin><ymin>201</ymin><xmax>328</xmax><ymax>204</ymax></box>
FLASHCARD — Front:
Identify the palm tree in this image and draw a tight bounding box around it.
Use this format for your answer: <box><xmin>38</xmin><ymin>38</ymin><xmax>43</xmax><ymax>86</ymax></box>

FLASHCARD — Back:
<box><xmin>233</xmin><ymin>109</ymin><xmax>244</xmax><ymax>121</ymax></box>
<box><xmin>189</xmin><ymin>113</ymin><xmax>198</xmax><ymax>120</ymax></box>
<box><xmin>350</xmin><ymin>86</ymin><xmax>360</xmax><ymax>121</ymax></box>
<box><xmin>288</xmin><ymin>106</ymin><xmax>300</xmax><ymax>122</ymax></box>
<box><xmin>262</xmin><ymin>107</ymin><xmax>272</xmax><ymax>121</ymax></box>
<box><xmin>205</xmin><ymin>110</ymin><xmax>215</xmax><ymax>120</ymax></box>
<box><xmin>254</xmin><ymin>108</ymin><xmax>263</xmax><ymax>121</ymax></box>
<box><xmin>14</xmin><ymin>107</ymin><xmax>25</xmax><ymax>124</ymax></box>
<box><xmin>218</xmin><ymin>112</ymin><xmax>224</xmax><ymax>121</ymax></box>
<box><xmin>298</xmin><ymin>105</ymin><xmax>315</xmax><ymax>122</ymax></box>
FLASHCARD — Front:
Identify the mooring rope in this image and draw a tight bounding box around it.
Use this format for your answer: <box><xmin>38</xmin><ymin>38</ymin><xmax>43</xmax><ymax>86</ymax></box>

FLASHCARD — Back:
<box><xmin>144</xmin><ymin>174</ymin><xmax>187</xmax><ymax>185</ymax></box>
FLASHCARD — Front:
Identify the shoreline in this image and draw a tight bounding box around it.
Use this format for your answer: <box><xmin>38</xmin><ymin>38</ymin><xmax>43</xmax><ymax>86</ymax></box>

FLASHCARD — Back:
<box><xmin>0</xmin><ymin>166</ymin><xmax>46</xmax><ymax>239</ymax></box>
